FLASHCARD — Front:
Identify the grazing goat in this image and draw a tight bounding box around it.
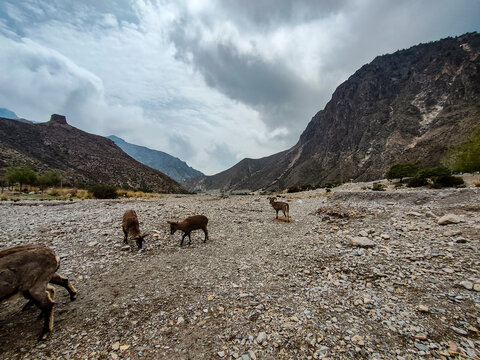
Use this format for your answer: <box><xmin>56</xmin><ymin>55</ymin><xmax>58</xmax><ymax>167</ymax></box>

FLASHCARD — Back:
<box><xmin>167</xmin><ymin>215</ymin><xmax>209</xmax><ymax>247</ymax></box>
<box><xmin>269</xmin><ymin>197</ymin><xmax>290</xmax><ymax>221</ymax></box>
<box><xmin>122</xmin><ymin>210</ymin><xmax>149</xmax><ymax>249</ymax></box>
<box><xmin>0</xmin><ymin>245</ymin><xmax>77</xmax><ymax>340</ymax></box>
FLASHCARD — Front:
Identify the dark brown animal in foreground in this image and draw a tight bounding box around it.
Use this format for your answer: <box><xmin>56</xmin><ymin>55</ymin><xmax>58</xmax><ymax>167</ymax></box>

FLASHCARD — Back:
<box><xmin>168</xmin><ymin>215</ymin><xmax>209</xmax><ymax>246</ymax></box>
<box><xmin>0</xmin><ymin>245</ymin><xmax>77</xmax><ymax>340</ymax></box>
<box><xmin>122</xmin><ymin>210</ymin><xmax>149</xmax><ymax>249</ymax></box>
<box><xmin>269</xmin><ymin>197</ymin><xmax>290</xmax><ymax>221</ymax></box>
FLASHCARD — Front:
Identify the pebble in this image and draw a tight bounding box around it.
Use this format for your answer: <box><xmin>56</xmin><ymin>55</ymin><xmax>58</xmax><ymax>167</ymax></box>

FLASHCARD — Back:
<box><xmin>256</xmin><ymin>332</ymin><xmax>266</xmax><ymax>345</ymax></box>
<box><xmin>437</xmin><ymin>214</ymin><xmax>461</xmax><ymax>225</ymax></box>
<box><xmin>349</xmin><ymin>236</ymin><xmax>375</xmax><ymax>248</ymax></box>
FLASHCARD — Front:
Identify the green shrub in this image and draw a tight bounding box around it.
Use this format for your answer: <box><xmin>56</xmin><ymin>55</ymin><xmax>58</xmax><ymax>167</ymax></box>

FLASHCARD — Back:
<box><xmin>407</xmin><ymin>176</ymin><xmax>428</xmax><ymax>188</ymax></box>
<box><xmin>385</xmin><ymin>162</ymin><xmax>419</xmax><ymax>182</ymax></box>
<box><xmin>431</xmin><ymin>175</ymin><xmax>465</xmax><ymax>188</ymax></box>
<box><xmin>418</xmin><ymin>166</ymin><xmax>451</xmax><ymax>179</ymax></box>
<box><xmin>372</xmin><ymin>182</ymin><xmax>386</xmax><ymax>191</ymax></box>
<box><xmin>89</xmin><ymin>184</ymin><xmax>118</xmax><ymax>199</ymax></box>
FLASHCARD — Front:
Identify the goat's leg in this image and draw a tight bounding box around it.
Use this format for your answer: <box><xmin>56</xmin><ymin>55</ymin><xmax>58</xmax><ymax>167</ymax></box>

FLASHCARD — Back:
<box><xmin>28</xmin><ymin>284</ymin><xmax>55</xmax><ymax>340</ymax></box>
<box><xmin>203</xmin><ymin>227</ymin><xmax>209</xmax><ymax>242</ymax></box>
<box><xmin>50</xmin><ymin>273</ymin><xmax>77</xmax><ymax>301</ymax></box>
<box><xmin>123</xmin><ymin>230</ymin><xmax>128</xmax><ymax>244</ymax></box>
<box><xmin>188</xmin><ymin>233</ymin><xmax>192</xmax><ymax>245</ymax></box>
<box><xmin>275</xmin><ymin>210</ymin><xmax>279</xmax><ymax>219</ymax></box>
<box><xmin>180</xmin><ymin>233</ymin><xmax>186</xmax><ymax>247</ymax></box>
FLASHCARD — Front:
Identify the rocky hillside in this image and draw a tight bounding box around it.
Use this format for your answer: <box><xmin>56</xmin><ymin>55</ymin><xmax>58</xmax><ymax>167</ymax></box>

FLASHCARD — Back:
<box><xmin>186</xmin><ymin>33</ymin><xmax>480</xmax><ymax>192</ymax></box>
<box><xmin>0</xmin><ymin>114</ymin><xmax>185</xmax><ymax>193</ymax></box>
<box><xmin>107</xmin><ymin>135</ymin><xmax>203</xmax><ymax>182</ymax></box>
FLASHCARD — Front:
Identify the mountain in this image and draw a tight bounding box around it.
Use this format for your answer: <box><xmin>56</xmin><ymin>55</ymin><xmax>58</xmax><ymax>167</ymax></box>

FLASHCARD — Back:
<box><xmin>186</xmin><ymin>33</ymin><xmax>480</xmax><ymax>192</ymax></box>
<box><xmin>107</xmin><ymin>135</ymin><xmax>203</xmax><ymax>182</ymax></box>
<box><xmin>0</xmin><ymin>114</ymin><xmax>184</xmax><ymax>193</ymax></box>
<box><xmin>0</xmin><ymin>108</ymin><xmax>19</xmax><ymax>119</ymax></box>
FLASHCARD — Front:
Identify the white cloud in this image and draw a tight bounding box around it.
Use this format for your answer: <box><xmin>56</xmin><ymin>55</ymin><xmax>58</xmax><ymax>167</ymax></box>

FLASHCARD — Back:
<box><xmin>0</xmin><ymin>0</ymin><xmax>479</xmax><ymax>175</ymax></box>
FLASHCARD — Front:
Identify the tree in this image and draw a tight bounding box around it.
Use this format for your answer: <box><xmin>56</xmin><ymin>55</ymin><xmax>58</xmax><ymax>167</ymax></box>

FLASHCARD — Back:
<box><xmin>38</xmin><ymin>171</ymin><xmax>61</xmax><ymax>188</ymax></box>
<box><xmin>6</xmin><ymin>166</ymin><xmax>38</xmax><ymax>191</ymax></box>
<box><xmin>385</xmin><ymin>162</ymin><xmax>419</xmax><ymax>182</ymax></box>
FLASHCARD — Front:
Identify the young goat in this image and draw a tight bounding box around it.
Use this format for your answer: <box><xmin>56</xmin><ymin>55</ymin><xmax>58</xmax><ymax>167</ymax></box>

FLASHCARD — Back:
<box><xmin>269</xmin><ymin>197</ymin><xmax>290</xmax><ymax>221</ymax></box>
<box><xmin>122</xmin><ymin>210</ymin><xmax>149</xmax><ymax>249</ymax></box>
<box><xmin>0</xmin><ymin>245</ymin><xmax>77</xmax><ymax>340</ymax></box>
<box><xmin>167</xmin><ymin>215</ymin><xmax>209</xmax><ymax>247</ymax></box>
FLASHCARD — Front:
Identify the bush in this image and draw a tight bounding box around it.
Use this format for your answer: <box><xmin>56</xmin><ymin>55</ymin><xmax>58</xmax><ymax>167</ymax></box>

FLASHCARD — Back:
<box><xmin>431</xmin><ymin>175</ymin><xmax>465</xmax><ymax>188</ymax></box>
<box><xmin>89</xmin><ymin>184</ymin><xmax>118</xmax><ymax>199</ymax></box>
<box><xmin>418</xmin><ymin>166</ymin><xmax>451</xmax><ymax>179</ymax></box>
<box><xmin>372</xmin><ymin>182</ymin><xmax>386</xmax><ymax>191</ymax></box>
<box><xmin>407</xmin><ymin>176</ymin><xmax>429</xmax><ymax>188</ymax></box>
<box><xmin>385</xmin><ymin>162</ymin><xmax>419</xmax><ymax>182</ymax></box>
<box><xmin>38</xmin><ymin>171</ymin><xmax>61</xmax><ymax>188</ymax></box>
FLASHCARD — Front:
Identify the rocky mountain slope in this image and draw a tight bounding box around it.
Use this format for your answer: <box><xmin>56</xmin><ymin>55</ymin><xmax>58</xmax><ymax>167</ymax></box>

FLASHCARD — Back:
<box><xmin>186</xmin><ymin>33</ymin><xmax>480</xmax><ymax>192</ymax></box>
<box><xmin>0</xmin><ymin>114</ymin><xmax>184</xmax><ymax>193</ymax></box>
<box><xmin>107</xmin><ymin>135</ymin><xmax>203</xmax><ymax>182</ymax></box>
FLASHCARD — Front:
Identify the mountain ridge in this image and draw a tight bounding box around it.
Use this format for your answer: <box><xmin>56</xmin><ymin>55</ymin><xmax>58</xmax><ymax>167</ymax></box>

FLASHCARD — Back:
<box><xmin>0</xmin><ymin>114</ymin><xmax>184</xmax><ymax>193</ymax></box>
<box><xmin>107</xmin><ymin>135</ymin><xmax>203</xmax><ymax>182</ymax></box>
<box><xmin>185</xmin><ymin>32</ymin><xmax>480</xmax><ymax>192</ymax></box>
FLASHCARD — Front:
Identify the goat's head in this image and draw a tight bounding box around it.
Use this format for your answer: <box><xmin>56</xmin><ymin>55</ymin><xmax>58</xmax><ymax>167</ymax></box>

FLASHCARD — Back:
<box><xmin>167</xmin><ymin>220</ymin><xmax>178</xmax><ymax>235</ymax></box>
<box><xmin>268</xmin><ymin>197</ymin><xmax>276</xmax><ymax>204</ymax></box>
<box><xmin>134</xmin><ymin>232</ymin><xmax>149</xmax><ymax>249</ymax></box>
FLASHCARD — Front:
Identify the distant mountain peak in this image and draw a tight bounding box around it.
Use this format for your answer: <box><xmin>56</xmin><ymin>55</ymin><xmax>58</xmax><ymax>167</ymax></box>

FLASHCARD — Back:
<box><xmin>107</xmin><ymin>135</ymin><xmax>203</xmax><ymax>182</ymax></box>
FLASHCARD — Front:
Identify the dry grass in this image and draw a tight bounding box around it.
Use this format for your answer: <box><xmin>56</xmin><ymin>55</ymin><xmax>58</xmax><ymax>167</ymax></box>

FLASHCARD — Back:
<box><xmin>116</xmin><ymin>189</ymin><xmax>161</xmax><ymax>198</ymax></box>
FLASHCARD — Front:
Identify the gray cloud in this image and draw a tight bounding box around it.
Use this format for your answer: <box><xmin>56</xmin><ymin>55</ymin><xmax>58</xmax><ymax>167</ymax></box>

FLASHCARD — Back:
<box><xmin>1</xmin><ymin>0</ymin><xmax>479</xmax><ymax>176</ymax></box>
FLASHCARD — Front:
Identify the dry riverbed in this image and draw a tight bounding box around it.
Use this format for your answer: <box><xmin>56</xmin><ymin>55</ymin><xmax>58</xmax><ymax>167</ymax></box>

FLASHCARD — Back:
<box><xmin>0</xmin><ymin>186</ymin><xmax>479</xmax><ymax>359</ymax></box>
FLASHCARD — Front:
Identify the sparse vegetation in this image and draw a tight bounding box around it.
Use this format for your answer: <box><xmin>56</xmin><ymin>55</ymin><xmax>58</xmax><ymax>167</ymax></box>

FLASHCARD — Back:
<box><xmin>442</xmin><ymin>124</ymin><xmax>480</xmax><ymax>172</ymax></box>
<box><xmin>89</xmin><ymin>184</ymin><xmax>118</xmax><ymax>199</ymax></box>
<box><xmin>372</xmin><ymin>182</ymin><xmax>386</xmax><ymax>191</ymax></box>
<box><xmin>385</xmin><ymin>162</ymin><xmax>419</xmax><ymax>182</ymax></box>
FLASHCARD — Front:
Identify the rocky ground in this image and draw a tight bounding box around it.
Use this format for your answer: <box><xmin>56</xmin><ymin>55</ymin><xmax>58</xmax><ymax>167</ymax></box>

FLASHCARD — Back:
<box><xmin>0</xmin><ymin>184</ymin><xmax>479</xmax><ymax>359</ymax></box>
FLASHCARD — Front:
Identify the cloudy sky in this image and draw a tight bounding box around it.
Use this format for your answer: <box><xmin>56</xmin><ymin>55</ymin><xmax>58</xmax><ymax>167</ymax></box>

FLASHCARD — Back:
<box><xmin>0</xmin><ymin>1</ymin><xmax>479</xmax><ymax>175</ymax></box>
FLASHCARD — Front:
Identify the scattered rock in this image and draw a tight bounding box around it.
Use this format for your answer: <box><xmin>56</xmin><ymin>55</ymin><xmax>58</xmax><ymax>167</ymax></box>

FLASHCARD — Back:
<box><xmin>437</xmin><ymin>214</ymin><xmax>461</xmax><ymax>225</ymax></box>
<box><xmin>349</xmin><ymin>236</ymin><xmax>375</xmax><ymax>248</ymax></box>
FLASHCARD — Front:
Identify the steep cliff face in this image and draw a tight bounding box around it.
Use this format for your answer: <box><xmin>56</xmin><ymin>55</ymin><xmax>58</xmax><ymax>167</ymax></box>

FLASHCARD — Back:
<box><xmin>0</xmin><ymin>115</ymin><xmax>185</xmax><ymax>193</ymax></box>
<box><xmin>186</xmin><ymin>33</ymin><xmax>480</xmax><ymax>192</ymax></box>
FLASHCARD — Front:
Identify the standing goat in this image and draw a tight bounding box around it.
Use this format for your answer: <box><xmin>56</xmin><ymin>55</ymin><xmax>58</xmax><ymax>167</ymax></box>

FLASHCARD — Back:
<box><xmin>122</xmin><ymin>210</ymin><xmax>149</xmax><ymax>249</ymax></box>
<box><xmin>0</xmin><ymin>245</ymin><xmax>77</xmax><ymax>340</ymax></box>
<box><xmin>167</xmin><ymin>215</ymin><xmax>209</xmax><ymax>247</ymax></box>
<box><xmin>269</xmin><ymin>197</ymin><xmax>290</xmax><ymax>221</ymax></box>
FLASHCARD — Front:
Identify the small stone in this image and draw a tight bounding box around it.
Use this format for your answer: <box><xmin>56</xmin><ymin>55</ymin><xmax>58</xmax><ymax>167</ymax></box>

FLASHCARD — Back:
<box><xmin>177</xmin><ymin>316</ymin><xmax>185</xmax><ymax>325</ymax></box>
<box><xmin>112</xmin><ymin>342</ymin><xmax>120</xmax><ymax>351</ymax></box>
<box><xmin>351</xmin><ymin>335</ymin><xmax>364</xmax><ymax>346</ymax></box>
<box><xmin>447</xmin><ymin>341</ymin><xmax>458</xmax><ymax>355</ymax></box>
<box><xmin>418</xmin><ymin>305</ymin><xmax>429</xmax><ymax>313</ymax></box>
<box><xmin>474</xmin><ymin>283</ymin><xmax>480</xmax><ymax>292</ymax></box>
<box><xmin>349</xmin><ymin>236</ymin><xmax>375</xmax><ymax>248</ymax></box>
<box><xmin>359</xmin><ymin>230</ymin><xmax>369</xmax><ymax>237</ymax></box>
<box><xmin>414</xmin><ymin>342</ymin><xmax>429</xmax><ymax>352</ymax></box>
<box><xmin>451</xmin><ymin>326</ymin><xmax>467</xmax><ymax>335</ymax></box>
<box><xmin>241</xmin><ymin>355</ymin><xmax>250</xmax><ymax>360</ymax></box>
<box><xmin>208</xmin><ymin>295</ymin><xmax>214</xmax><ymax>301</ymax></box>
<box><xmin>459</xmin><ymin>280</ymin><xmax>473</xmax><ymax>290</ymax></box>
<box><xmin>438</xmin><ymin>214</ymin><xmax>460</xmax><ymax>225</ymax></box>
<box><xmin>257</xmin><ymin>332</ymin><xmax>267</xmax><ymax>344</ymax></box>
<box><xmin>414</xmin><ymin>334</ymin><xmax>428</xmax><ymax>340</ymax></box>
<box><xmin>119</xmin><ymin>345</ymin><xmax>130</xmax><ymax>352</ymax></box>
<box><xmin>444</xmin><ymin>230</ymin><xmax>462</xmax><ymax>236</ymax></box>
<box><xmin>110</xmin><ymin>354</ymin><xmax>118</xmax><ymax>360</ymax></box>
<box><xmin>380</xmin><ymin>233</ymin><xmax>390</xmax><ymax>240</ymax></box>
<box><xmin>217</xmin><ymin>351</ymin><xmax>225</xmax><ymax>358</ymax></box>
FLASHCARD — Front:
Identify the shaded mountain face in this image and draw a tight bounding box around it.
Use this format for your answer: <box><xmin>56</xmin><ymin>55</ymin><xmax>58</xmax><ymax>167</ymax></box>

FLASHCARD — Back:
<box><xmin>107</xmin><ymin>135</ymin><xmax>203</xmax><ymax>182</ymax></box>
<box><xmin>0</xmin><ymin>114</ymin><xmax>184</xmax><ymax>193</ymax></box>
<box><xmin>186</xmin><ymin>33</ymin><xmax>480</xmax><ymax>192</ymax></box>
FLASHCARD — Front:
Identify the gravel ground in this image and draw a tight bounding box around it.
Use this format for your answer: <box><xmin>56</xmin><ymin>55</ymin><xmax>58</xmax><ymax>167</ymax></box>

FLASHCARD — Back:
<box><xmin>0</xmin><ymin>186</ymin><xmax>479</xmax><ymax>359</ymax></box>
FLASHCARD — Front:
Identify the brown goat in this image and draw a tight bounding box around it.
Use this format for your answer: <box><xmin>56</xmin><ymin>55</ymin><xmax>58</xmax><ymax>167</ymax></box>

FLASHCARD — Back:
<box><xmin>167</xmin><ymin>215</ymin><xmax>209</xmax><ymax>247</ymax></box>
<box><xmin>269</xmin><ymin>197</ymin><xmax>290</xmax><ymax>221</ymax></box>
<box><xmin>122</xmin><ymin>210</ymin><xmax>149</xmax><ymax>249</ymax></box>
<box><xmin>0</xmin><ymin>245</ymin><xmax>77</xmax><ymax>340</ymax></box>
